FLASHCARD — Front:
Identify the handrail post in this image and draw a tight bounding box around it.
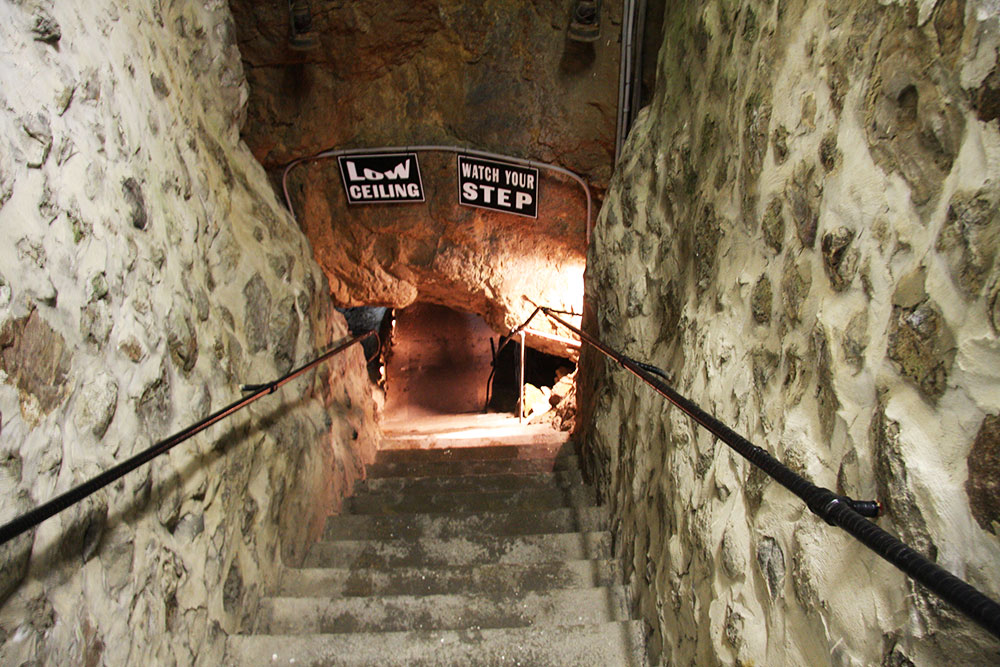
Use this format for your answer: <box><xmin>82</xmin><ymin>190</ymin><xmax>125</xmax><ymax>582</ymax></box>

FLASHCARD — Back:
<box><xmin>518</xmin><ymin>330</ymin><xmax>526</xmax><ymax>424</ymax></box>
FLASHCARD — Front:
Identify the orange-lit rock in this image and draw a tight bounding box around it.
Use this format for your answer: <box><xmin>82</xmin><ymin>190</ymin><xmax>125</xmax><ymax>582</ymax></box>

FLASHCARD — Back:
<box><xmin>231</xmin><ymin>0</ymin><xmax>619</xmax><ymax>355</ymax></box>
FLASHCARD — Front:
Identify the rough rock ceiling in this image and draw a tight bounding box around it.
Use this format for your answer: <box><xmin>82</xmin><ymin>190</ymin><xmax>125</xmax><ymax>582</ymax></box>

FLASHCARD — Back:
<box><xmin>230</xmin><ymin>0</ymin><xmax>621</xmax><ymax>355</ymax></box>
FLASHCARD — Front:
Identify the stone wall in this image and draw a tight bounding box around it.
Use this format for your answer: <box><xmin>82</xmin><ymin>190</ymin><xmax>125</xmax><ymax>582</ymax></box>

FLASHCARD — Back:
<box><xmin>0</xmin><ymin>1</ymin><xmax>377</xmax><ymax>663</ymax></box>
<box><xmin>579</xmin><ymin>0</ymin><xmax>1000</xmax><ymax>664</ymax></box>
<box><xmin>229</xmin><ymin>0</ymin><xmax>622</xmax><ymax>351</ymax></box>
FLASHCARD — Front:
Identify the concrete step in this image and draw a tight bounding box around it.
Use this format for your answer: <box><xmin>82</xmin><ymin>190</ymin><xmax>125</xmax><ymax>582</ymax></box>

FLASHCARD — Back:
<box><xmin>356</xmin><ymin>469</ymin><xmax>585</xmax><ymax>495</ymax></box>
<box><xmin>259</xmin><ymin>586</ymin><xmax>630</xmax><ymax>634</ymax></box>
<box><xmin>346</xmin><ymin>484</ymin><xmax>597</xmax><ymax>515</ymax></box>
<box><xmin>303</xmin><ymin>531</ymin><xmax>611</xmax><ymax>569</ymax></box>
<box><xmin>374</xmin><ymin>443</ymin><xmax>573</xmax><ymax>465</ymax></box>
<box><xmin>366</xmin><ymin>455</ymin><xmax>579</xmax><ymax>479</ymax></box>
<box><xmin>229</xmin><ymin>430</ymin><xmax>647</xmax><ymax>666</ymax></box>
<box><xmin>227</xmin><ymin>621</ymin><xmax>649</xmax><ymax>666</ymax></box>
<box><xmin>277</xmin><ymin>559</ymin><xmax>623</xmax><ymax>598</ymax></box>
<box><xmin>381</xmin><ymin>421</ymin><xmax>570</xmax><ymax>451</ymax></box>
<box><xmin>324</xmin><ymin>505</ymin><xmax>608</xmax><ymax>541</ymax></box>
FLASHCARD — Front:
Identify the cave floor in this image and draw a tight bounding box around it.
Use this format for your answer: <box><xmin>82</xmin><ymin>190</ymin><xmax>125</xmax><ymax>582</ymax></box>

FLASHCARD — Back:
<box><xmin>381</xmin><ymin>412</ymin><xmax>569</xmax><ymax>451</ymax></box>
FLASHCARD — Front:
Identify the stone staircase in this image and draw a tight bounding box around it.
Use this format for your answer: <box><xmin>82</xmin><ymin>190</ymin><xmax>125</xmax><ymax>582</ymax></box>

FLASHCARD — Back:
<box><xmin>226</xmin><ymin>433</ymin><xmax>648</xmax><ymax>666</ymax></box>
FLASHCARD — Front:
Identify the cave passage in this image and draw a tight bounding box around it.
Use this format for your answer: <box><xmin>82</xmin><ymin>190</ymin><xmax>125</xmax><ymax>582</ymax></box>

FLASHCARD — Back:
<box><xmin>488</xmin><ymin>334</ymin><xmax>575</xmax><ymax>414</ymax></box>
<box><xmin>378</xmin><ymin>303</ymin><xmax>575</xmax><ymax>428</ymax></box>
<box><xmin>383</xmin><ymin>303</ymin><xmax>495</xmax><ymax>423</ymax></box>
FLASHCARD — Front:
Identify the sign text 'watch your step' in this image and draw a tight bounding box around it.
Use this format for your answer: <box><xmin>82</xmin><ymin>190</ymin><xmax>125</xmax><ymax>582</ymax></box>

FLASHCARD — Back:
<box><xmin>338</xmin><ymin>153</ymin><xmax>424</xmax><ymax>204</ymax></box>
<box><xmin>458</xmin><ymin>156</ymin><xmax>538</xmax><ymax>219</ymax></box>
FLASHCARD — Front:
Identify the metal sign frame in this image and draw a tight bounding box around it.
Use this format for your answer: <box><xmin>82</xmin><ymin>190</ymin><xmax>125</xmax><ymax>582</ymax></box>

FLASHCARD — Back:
<box><xmin>284</xmin><ymin>145</ymin><xmax>592</xmax><ymax>242</ymax></box>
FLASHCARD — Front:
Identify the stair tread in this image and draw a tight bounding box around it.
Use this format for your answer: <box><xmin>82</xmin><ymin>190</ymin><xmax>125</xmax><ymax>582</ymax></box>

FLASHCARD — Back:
<box><xmin>303</xmin><ymin>531</ymin><xmax>611</xmax><ymax>568</ymax></box>
<box><xmin>226</xmin><ymin>621</ymin><xmax>649</xmax><ymax>666</ymax></box>
<box><xmin>357</xmin><ymin>469</ymin><xmax>585</xmax><ymax>495</ymax></box>
<box><xmin>260</xmin><ymin>586</ymin><xmax>629</xmax><ymax>634</ymax></box>
<box><xmin>346</xmin><ymin>484</ymin><xmax>597</xmax><ymax>515</ymax></box>
<box><xmin>374</xmin><ymin>443</ymin><xmax>573</xmax><ymax>465</ymax></box>
<box><xmin>325</xmin><ymin>505</ymin><xmax>607</xmax><ymax>541</ymax></box>
<box><xmin>380</xmin><ymin>428</ymin><xmax>569</xmax><ymax>451</ymax></box>
<box><xmin>366</xmin><ymin>455</ymin><xmax>579</xmax><ymax>479</ymax></box>
<box><xmin>277</xmin><ymin>559</ymin><xmax>623</xmax><ymax>598</ymax></box>
<box><xmin>231</xmin><ymin>432</ymin><xmax>647</xmax><ymax>666</ymax></box>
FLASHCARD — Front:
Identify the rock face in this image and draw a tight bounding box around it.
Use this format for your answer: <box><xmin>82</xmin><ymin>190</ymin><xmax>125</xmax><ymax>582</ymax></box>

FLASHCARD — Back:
<box><xmin>0</xmin><ymin>1</ymin><xmax>377</xmax><ymax>663</ymax></box>
<box><xmin>578</xmin><ymin>1</ymin><xmax>1000</xmax><ymax>665</ymax></box>
<box><xmin>291</xmin><ymin>151</ymin><xmax>589</xmax><ymax>356</ymax></box>
<box><xmin>230</xmin><ymin>0</ymin><xmax>622</xmax><ymax>353</ymax></box>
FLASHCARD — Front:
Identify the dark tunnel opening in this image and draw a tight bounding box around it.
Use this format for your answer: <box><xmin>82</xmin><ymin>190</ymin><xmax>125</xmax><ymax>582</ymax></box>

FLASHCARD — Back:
<box><xmin>487</xmin><ymin>337</ymin><xmax>575</xmax><ymax>415</ymax></box>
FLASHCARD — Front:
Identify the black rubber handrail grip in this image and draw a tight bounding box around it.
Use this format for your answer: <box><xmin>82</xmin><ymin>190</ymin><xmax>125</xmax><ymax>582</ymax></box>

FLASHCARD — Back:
<box><xmin>536</xmin><ymin>305</ymin><xmax>1000</xmax><ymax>642</ymax></box>
<box><xmin>0</xmin><ymin>330</ymin><xmax>377</xmax><ymax>546</ymax></box>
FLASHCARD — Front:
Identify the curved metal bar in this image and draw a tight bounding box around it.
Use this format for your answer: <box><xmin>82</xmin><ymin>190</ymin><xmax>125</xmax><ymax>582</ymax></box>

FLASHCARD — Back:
<box><xmin>280</xmin><ymin>145</ymin><xmax>593</xmax><ymax>244</ymax></box>
<box><xmin>522</xmin><ymin>327</ymin><xmax>581</xmax><ymax>349</ymax></box>
<box><xmin>0</xmin><ymin>331</ymin><xmax>377</xmax><ymax>546</ymax></box>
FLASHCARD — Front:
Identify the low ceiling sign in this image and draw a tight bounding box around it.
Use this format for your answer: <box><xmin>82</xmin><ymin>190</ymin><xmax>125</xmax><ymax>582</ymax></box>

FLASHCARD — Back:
<box><xmin>338</xmin><ymin>153</ymin><xmax>424</xmax><ymax>204</ymax></box>
<box><xmin>457</xmin><ymin>156</ymin><xmax>538</xmax><ymax>219</ymax></box>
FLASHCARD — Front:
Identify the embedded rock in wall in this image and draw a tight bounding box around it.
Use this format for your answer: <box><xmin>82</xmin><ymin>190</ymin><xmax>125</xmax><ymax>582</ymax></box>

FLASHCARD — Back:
<box><xmin>229</xmin><ymin>0</ymin><xmax>621</xmax><ymax>354</ymax></box>
<box><xmin>0</xmin><ymin>310</ymin><xmax>71</xmax><ymax>421</ymax></box>
<box><xmin>937</xmin><ymin>187</ymin><xmax>1000</xmax><ymax>296</ymax></box>
<box><xmin>967</xmin><ymin>414</ymin><xmax>1000</xmax><ymax>535</ymax></box>
<box><xmin>579</xmin><ymin>1</ymin><xmax>1000</xmax><ymax>665</ymax></box>
<box><xmin>0</xmin><ymin>1</ymin><xmax>377</xmax><ymax>663</ymax></box>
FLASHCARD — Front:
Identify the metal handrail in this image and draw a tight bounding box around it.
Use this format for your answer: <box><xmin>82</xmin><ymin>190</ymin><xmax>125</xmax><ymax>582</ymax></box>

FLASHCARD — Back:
<box><xmin>0</xmin><ymin>331</ymin><xmax>377</xmax><ymax>546</ymax></box>
<box><xmin>524</xmin><ymin>303</ymin><xmax>1000</xmax><ymax>642</ymax></box>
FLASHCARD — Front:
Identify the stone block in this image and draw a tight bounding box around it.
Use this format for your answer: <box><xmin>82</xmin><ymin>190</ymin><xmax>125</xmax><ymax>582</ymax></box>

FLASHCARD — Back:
<box><xmin>781</xmin><ymin>257</ymin><xmax>812</xmax><ymax>324</ymax></box>
<box><xmin>0</xmin><ymin>310</ymin><xmax>71</xmax><ymax>416</ymax></box>
<box><xmin>864</xmin><ymin>25</ymin><xmax>964</xmax><ymax>211</ymax></box>
<box><xmin>966</xmin><ymin>414</ymin><xmax>1000</xmax><ymax>534</ymax></box>
<box><xmin>786</xmin><ymin>161</ymin><xmax>821</xmax><ymax>249</ymax></box>
<box><xmin>887</xmin><ymin>297</ymin><xmax>955</xmax><ymax>401</ymax></box>
<box><xmin>756</xmin><ymin>536</ymin><xmax>785</xmax><ymax>600</ymax></box>
<box><xmin>819</xmin><ymin>132</ymin><xmax>841</xmax><ymax>172</ymax></box>
<box><xmin>121</xmin><ymin>178</ymin><xmax>148</xmax><ymax>230</ymax></box>
<box><xmin>772</xmin><ymin>124</ymin><xmax>789</xmax><ymax>165</ymax></box>
<box><xmin>761</xmin><ymin>197</ymin><xmax>784</xmax><ymax>253</ymax></box>
<box><xmin>58</xmin><ymin>495</ymin><xmax>108</xmax><ymax>564</ymax></box>
<box><xmin>268</xmin><ymin>295</ymin><xmax>299</xmax><ymax>375</ymax></box>
<box><xmin>935</xmin><ymin>188</ymin><xmax>999</xmax><ymax>297</ymax></box>
<box><xmin>242</xmin><ymin>273</ymin><xmax>271</xmax><ymax>354</ymax></box>
<box><xmin>720</xmin><ymin>527</ymin><xmax>746</xmax><ymax>580</ymax></box>
<box><xmin>30</xmin><ymin>7</ymin><xmax>60</xmax><ymax>44</ymax></box>
<box><xmin>19</xmin><ymin>113</ymin><xmax>52</xmax><ymax>168</ymax></box>
<box><xmin>751</xmin><ymin>276</ymin><xmax>772</xmax><ymax>325</ymax></box>
<box><xmin>223</xmin><ymin>558</ymin><xmax>243</xmax><ymax>617</ymax></box>
<box><xmin>842</xmin><ymin>309</ymin><xmax>868</xmax><ymax>371</ymax></box>
<box><xmin>821</xmin><ymin>227</ymin><xmax>857</xmax><ymax>291</ymax></box>
<box><xmin>167</xmin><ymin>307</ymin><xmax>198</xmax><ymax>374</ymax></box>
<box><xmin>74</xmin><ymin>375</ymin><xmax>118</xmax><ymax>439</ymax></box>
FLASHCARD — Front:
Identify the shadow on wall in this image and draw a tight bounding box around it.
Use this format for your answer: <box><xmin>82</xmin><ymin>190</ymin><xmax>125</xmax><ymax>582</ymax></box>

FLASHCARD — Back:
<box><xmin>0</xmin><ymin>389</ymin><xmax>335</xmax><ymax>610</ymax></box>
<box><xmin>338</xmin><ymin>306</ymin><xmax>392</xmax><ymax>383</ymax></box>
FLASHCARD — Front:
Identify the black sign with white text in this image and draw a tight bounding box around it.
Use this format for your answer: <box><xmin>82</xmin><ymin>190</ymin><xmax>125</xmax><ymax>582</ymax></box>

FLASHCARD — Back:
<box><xmin>457</xmin><ymin>156</ymin><xmax>538</xmax><ymax>218</ymax></box>
<box><xmin>338</xmin><ymin>153</ymin><xmax>424</xmax><ymax>204</ymax></box>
